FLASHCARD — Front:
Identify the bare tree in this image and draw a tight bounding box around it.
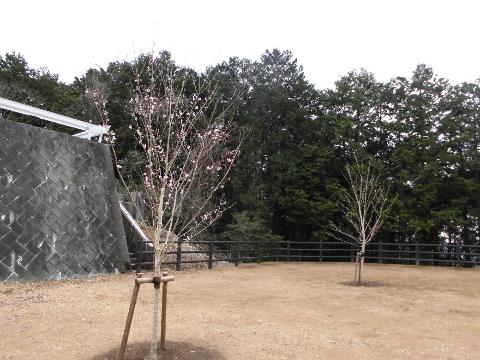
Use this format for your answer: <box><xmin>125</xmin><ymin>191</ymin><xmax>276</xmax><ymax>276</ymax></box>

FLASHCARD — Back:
<box><xmin>331</xmin><ymin>156</ymin><xmax>394</xmax><ymax>284</ymax></box>
<box><xmin>87</xmin><ymin>55</ymin><xmax>242</xmax><ymax>359</ymax></box>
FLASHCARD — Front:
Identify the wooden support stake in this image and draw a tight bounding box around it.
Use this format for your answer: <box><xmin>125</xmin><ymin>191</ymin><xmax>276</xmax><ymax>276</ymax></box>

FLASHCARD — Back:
<box><xmin>160</xmin><ymin>272</ymin><xmax>168</xmax><ymax>350</ymax></box>
<box><xmin>118</xmin><ymin>273</ymin><xmax>143</xmax><ymax>360</ymax></box>
<box><xmin>117</xmin><ymin>273</ymin><xmax>174</xmax><ymax>360</ymax></box>
<box><xmin>135</xmin><ymin>275</ymin><xmax>174</xmax><ymax>285</ymax></box>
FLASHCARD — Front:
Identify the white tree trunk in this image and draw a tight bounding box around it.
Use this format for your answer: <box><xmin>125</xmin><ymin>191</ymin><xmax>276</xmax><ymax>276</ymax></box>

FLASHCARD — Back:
<box><xmin>154</xmin><ymin>188</ymin><xmax>165</xmax><ymax>276</ymax></box>
<box><xmin>149</xmin><ymin>189</ymin><xmax>165</xmax><ymax>360</ymax></box>
<box><xmin>354</xmin><ymin>254</ymin><xmax>359</xmax><ymax>283</ymax></box>
<box><xmin>147</xmin><ymin>286</ymin><xmax>161</xmax><ymax>359</ymax></box>
<box><xmin>359</xmin><ymin>240</ymin><xmax>366</xmax><ymax>284</ymax></box>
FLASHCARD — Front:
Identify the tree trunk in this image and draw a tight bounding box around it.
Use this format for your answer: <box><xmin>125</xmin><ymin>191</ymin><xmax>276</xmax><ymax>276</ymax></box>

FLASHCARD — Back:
<box><xmin>357</xmin><ymin>255</ymin><xmax>362</xmax><ymax>284</ymax></box>
<box><xmin>358</xmin><ymin>240</ymin><xmax>366</xmax><ymax>284</ymax></box>
<box><xmin>353</xmin><ymin>254</ymin><xmax>358</xmax><ymax>282</ymax></box>
<box><xmin>147</xmin><ymin>283</ymin><xmax>161</xmax><ymax>360</ymax></box>
<box><xmin>354</xmin><ymin>250</ymin><xmax>363</xmax><ymax>285</ymax></box>
<box><xmin>148</xmin><ymin>189</ymin><xmax>165</xmax><ymax>360</ymax></box>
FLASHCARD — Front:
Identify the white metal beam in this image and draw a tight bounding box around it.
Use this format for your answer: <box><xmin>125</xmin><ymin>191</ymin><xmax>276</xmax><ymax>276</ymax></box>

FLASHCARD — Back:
<box><xmin>0</xmin><ymin>96</ymin><xmax>109</xmax><ymax>140</ymax></box>
<box><xmin>73</xmin><ymin>127</ymin><xmax>110</xmax><ymax>141</ymax></box>
<box><xmin>119</xmin><ymin>202</ymin><xmax>153</xmax><ymax>246</ymax></box>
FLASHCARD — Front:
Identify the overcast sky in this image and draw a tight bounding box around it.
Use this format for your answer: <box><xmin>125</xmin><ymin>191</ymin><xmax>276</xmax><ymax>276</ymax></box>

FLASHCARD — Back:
<box><xmin>1</xmin><ymin>0</ymin><xmax>479</xmax><ymax>89</ymax></box>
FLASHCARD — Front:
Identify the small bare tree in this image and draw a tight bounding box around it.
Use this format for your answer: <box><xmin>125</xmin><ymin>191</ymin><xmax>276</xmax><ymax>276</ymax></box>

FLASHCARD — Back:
<box><xmin>87</xmin><ymin>55</ymin><xmax>242</xmax><ymax>359</ymax></box>
<box><xmin>331</xmin><ymin>157</ymin><xmax>394</xmax><ymax>284</ymax></box>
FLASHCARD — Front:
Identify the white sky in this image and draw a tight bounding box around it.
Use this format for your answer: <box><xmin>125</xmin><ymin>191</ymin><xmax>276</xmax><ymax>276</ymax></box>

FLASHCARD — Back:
<box><xmin>1</xmin><ymin>0</ymin><xmax>479</xmax><ymax>89</ymax></box>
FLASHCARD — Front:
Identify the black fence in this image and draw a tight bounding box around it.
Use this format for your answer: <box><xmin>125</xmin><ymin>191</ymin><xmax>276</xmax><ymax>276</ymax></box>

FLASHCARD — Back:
<box><xmin>129</xmin><ymin>238</ymin><xmax>480</xmax><ymax>272</ymax></box>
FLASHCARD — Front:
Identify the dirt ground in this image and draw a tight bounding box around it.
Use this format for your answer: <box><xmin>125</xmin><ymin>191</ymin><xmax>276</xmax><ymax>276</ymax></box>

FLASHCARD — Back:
<box><xmin>1</xmin><ymin>262</ymin><xmax>479</xmax><ymax>360</ymax></box>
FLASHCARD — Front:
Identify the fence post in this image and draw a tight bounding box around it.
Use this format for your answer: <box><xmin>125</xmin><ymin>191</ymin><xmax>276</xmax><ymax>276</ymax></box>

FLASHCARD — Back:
<box><xmin>208</xmin><ymin>238</ymin><xmax>213</xmax><ymax>269</ymax></box>
<box><xmin>234</xmin><ymin>238</ymin><xmax>239</xmax><ymax>266</ymax></box>
<box><xmin>378</xmin><ymin>243</ymin><xmax>383</xmax><ymax>264</ymax></box>
<box><xmin>415</xmin><ymin>243</ymin><xmax>420</xmax><ymax>266</ymax></box>
<box><xmin>350</xmin><ymin>247</ymin><xmax>354</xmax><ymax>262</ymax></box>
<box><xmin>456</xmin><ymin>242</ymin><xmax>461</xmax><ymax>268</ymax></box>
<box><xmin>319</xmin><ymin>241</ymin><xmax>323</xmax><ymax>262</ymax></box>
<box><xmin>176</xmin><ymin>238</ymin><xmax>182</xmax><ymax>272</ymax></box>
<box><xmin>256</xmin><ymin>240</ymin><xmax>261</xmax><ymax>264</ymax></box>
<box><xmin>398</xmin><ymin>244</ymin><xmax>402</xmax><ymax>264</ymax></box>
<box><xmin>287</xmin><ymin>238</ymin><xmax>291</xmax><ymax>262</ymax></box>
<box><xmin>275</xmin><ymin>240</ymin><xmax>280</xmax><ymax>262</ymax></box>
<box><xmin>136</xmin><ymin>240</ymin><xmax>143</xmax><ymax>273</ymax></box>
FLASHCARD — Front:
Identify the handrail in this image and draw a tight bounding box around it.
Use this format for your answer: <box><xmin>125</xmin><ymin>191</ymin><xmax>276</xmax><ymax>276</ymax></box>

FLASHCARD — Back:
<box><xmin>119</xmin><ymin>202</ymin><xmax>152</xmax><ymax>245</ymax></box>
<box><xmin>0</xmin><ymin>96</ymin><xmax>109</xmax><ymax>141</ymax></box>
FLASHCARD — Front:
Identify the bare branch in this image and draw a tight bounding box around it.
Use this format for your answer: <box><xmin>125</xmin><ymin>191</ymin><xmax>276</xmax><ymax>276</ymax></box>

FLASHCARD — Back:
<box><xmin>331</xmin><ymin>155</ymin><xmax>395</xmax><ymax>253</ymax></box>
<box><xmin>88</xmin><ymin>53</ymin><xmax>243</xmax><ymax>275</ymax></box>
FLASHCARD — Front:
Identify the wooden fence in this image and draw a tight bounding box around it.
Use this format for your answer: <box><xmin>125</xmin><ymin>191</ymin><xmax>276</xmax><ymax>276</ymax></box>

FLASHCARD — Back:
<box><xmin>129</xmin><ymin>239</ymin><xmax>480</xmax><ymax>272</ymax></box>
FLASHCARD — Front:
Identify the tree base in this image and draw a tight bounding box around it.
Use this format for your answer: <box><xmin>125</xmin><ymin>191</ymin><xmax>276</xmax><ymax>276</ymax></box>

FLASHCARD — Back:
<box><xmin>117</xmin><ymin>272</ymin><xmax>174</xmax><ymax>360</ymax></box>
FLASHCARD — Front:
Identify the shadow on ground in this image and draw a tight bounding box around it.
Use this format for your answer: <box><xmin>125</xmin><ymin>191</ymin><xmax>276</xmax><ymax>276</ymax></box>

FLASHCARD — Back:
<box><xmin>339</xmin><ymin>281</ymin><xmax>387</xmax><ymax>287</ymax></box>
<box><xmin>90</xmin><ymin>341</ymin><xmax>226</xmax><ymax>360</ymax></box>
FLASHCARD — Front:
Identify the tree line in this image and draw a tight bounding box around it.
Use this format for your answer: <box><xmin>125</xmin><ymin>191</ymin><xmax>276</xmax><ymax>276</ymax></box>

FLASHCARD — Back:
<box><xmin>1</xmin><ymin>50</ymin><xmax>479</xmax><ymax>248</ymax></box>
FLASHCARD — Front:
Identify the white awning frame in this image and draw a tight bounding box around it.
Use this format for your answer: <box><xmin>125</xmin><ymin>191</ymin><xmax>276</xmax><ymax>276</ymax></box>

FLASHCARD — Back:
<box><xmin>0</xmin><ymin>96</ymin><xmax>109</xmax><ymax>142</ymax></box>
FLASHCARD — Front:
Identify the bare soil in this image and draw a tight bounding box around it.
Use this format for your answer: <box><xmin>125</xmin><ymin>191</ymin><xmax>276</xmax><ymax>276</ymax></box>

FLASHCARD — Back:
<box><xmin>1</xmin><ymin>262</ymin><xmax>479</xmax><ymax>360</ymax></box>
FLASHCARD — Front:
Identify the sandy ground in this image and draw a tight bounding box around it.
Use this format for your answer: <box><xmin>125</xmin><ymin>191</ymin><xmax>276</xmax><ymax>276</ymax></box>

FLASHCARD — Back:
<box><xmin>1</xmin><ymin>262</ymin><xmax>479</xmax><ymax>360</ymax></box>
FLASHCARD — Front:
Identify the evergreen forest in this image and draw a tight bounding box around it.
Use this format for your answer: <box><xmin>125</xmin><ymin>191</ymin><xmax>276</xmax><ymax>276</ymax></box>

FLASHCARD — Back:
<box><xmin>1</xmin><ymin>50</ymin><xmax>479</xmax><ymax>249</ymax></box>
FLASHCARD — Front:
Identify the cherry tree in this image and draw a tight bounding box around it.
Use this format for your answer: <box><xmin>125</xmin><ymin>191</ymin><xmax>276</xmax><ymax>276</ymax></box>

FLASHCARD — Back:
<box><xmin>87</xmin><ymin>55</ymin><xmax>241</xmax><ymax>359</ymax></box>
<box><xmin>331</xmin><ymin>156</ymin><xmax>394</xmax><ymax>284</ymax></box>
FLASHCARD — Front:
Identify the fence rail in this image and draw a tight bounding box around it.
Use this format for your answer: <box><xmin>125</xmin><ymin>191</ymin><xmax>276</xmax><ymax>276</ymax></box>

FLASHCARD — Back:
<box><xmin>128</xmin><ymin>238</ymin><xmax>480</xmax><ymax>272</ymax></box>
